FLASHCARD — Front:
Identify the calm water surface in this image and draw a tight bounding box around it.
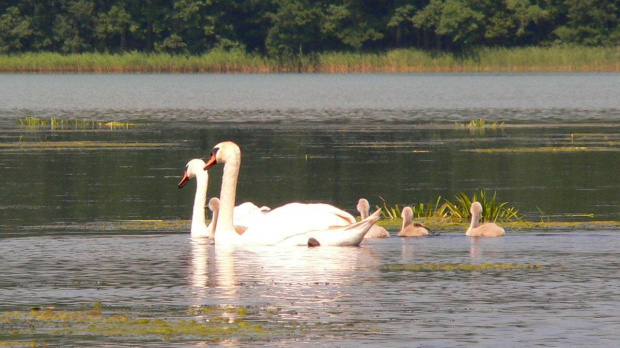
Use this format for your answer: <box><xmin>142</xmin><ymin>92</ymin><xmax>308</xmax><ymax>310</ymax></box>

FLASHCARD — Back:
<box><xmin>1</xmin><ymin>233</ymin><xmax>619</xmax><ymax>346</ymax></box>
<box><xmin>0</xmin><ymin>73</ymin><xmax>619</xmax><ymax>345</ymax></box>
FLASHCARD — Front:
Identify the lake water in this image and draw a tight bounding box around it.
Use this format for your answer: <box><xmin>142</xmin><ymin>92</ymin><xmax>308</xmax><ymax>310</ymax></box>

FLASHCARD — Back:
<box><xmin>0</xmin><ymin>73</ymin><xmax>619</xmax><ymax>345</ymax></box>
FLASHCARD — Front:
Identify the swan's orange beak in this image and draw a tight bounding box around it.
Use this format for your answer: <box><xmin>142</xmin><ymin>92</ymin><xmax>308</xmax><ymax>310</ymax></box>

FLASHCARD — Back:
<box><xmin>204</xmin><ymin>153</ymin><xmax>217</xmax><ymax>170</ymax></box>
<box><xmin>178</xmin><ymin>172</ymin><xmax>190</xmax><ymax>189</ymax></box>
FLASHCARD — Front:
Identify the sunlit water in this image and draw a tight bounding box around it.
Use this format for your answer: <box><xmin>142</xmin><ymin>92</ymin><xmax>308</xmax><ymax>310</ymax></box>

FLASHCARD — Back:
<box><xmin>0</xmin><ymin>73</ymin><xmax>619</xmax><ymax>345</ymax></box>
<box><xmin>1</xmin><ymin>233</ymin><xmax>619</xmax><ymax>346</ymax></box>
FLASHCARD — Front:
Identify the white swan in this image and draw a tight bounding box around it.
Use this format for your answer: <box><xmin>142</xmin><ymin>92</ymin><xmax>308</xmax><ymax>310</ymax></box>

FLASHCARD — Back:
<box><xmin>466</xmin><ymin>201</ymin><xmax>505</xmax><ymax>237</ymax></box>
<box><xmin>203</xmin><ymin>141</ymin><xmax>381</xmax><ymax>246</ymax></box>
<box><xmin>356</xmin><ymin>199</ymin><xmax>390</xmax><ymax>239</ymax></box>
<box><xmin>178</xmin><ymin>159</ymin><xmax>269</xmax><ymax>238</ymax></box>
<box><xmin>178</xmin><ymin>159</ymin><xmax>210</xmax><ymax>237</ymax></box>
<box><xmin>397</xmin><ymin>206</ymin><xmax>433</xmax><ymax>237</ymax></box>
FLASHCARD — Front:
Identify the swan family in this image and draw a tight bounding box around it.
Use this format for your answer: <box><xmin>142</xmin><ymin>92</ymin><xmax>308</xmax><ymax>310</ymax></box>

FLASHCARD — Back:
<box><xmin>179</xmin><ymin>141</ymin><xmax>505</xmax><ymax>246</ymax></box>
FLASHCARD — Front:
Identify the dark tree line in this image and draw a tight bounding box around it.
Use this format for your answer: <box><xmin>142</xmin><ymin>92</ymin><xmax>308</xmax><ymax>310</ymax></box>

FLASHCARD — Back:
<box><xmin>1</xmin><ymin>0</ymin><xmax>619</xmax><ymax>56</ymax></box>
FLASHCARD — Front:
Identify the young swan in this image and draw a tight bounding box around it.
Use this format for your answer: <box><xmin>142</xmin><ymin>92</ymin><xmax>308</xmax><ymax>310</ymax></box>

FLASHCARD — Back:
<box><xmin>398</xmin><ymin>206</ymin><xmax>433</xmax><ymax>237</ymax></box>
<box><xmin>207</xmin><ymin>197</ymin><xmax>249</xmax><ymax>236</ymax></box>
<box><xmin>356</xmin><ymin>198</ymin><xmax>390</xmax><ymax>239</ymax></box>
<box><xmin>466</xmin><ymin>201</ymin><xmax>505</xmax><ymax>237</ymax></box>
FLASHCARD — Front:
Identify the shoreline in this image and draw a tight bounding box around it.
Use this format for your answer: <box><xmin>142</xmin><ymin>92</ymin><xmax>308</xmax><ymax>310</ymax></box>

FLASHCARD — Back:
<box><xmin>1</xmin><ymin>46</ymin><xmax>619</xmax><ymax>73</ymax></box>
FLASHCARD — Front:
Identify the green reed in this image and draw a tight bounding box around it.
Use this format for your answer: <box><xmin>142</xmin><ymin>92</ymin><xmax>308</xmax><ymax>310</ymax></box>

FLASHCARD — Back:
<box><xmin>442</xmin><ymin>191</ymin><xmax>521</xmax><ymax>222</ymax></box>
<box><xmin>17</xmin><ymin>117</ymin><xmax>136</xmax><ymax>130</ymax></box>
<box><xmin>1</xmin><ymin>46</ymin><xmax>618</xmax><ymax>73</ymax></box>
<box><xmin>380</xmin><ymin>191</ymin><xmax>521</xmax><ymax>222</ymax></box>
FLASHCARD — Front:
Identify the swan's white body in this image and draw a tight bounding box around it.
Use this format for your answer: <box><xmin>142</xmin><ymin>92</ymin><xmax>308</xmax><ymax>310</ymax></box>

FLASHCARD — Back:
<box><xmin>356</xmin><ymin>199</ymin><xmax>390</xmax><ymax>239</ymax></box>
<box><xmin>398</xmin><ymin>206</ymin><xmax>432</xmax><ymax>237</ymax></box>
<box><xmin>204</xmin><ymin>141</ymin><xmax>381</xmax><ymax>246</ymax></box>
<box><xmin>178</xmin><ymin>159</ymin><xmax>269</xmax><ymax>238</ymax></box>
<box><xmin>466</xmin><ymin>201</ymin><xmax>505</xmax><ymax>237</ymax></box>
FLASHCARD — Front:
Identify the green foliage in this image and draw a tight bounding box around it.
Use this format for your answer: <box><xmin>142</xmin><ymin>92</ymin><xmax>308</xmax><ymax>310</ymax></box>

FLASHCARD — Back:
<box><xmin>0</xmin><ymin>7</ymin><xmax>33</xmax><ymax>53</ymax></box>
<box><xmin>380</xmin><ymin>191</ymin><xmax>521</xmax><ymax>222</ymax></box>
<box><xmin>410</xmin><ymin>196</ymin><xmax>447</xmax><ymax>219</ymax></box>
<box><xmin>442</xmin><ymin>191</ymin><xmax>521</xmax><ymax>222</ymax></box>
<box><xmin>378</xmin><ymin>196</ymin><xmax>401</xmax><ymax>220</ymax></box>
<box><xmin>462</xmin><ymin>118</ymin><xmax>504</xmax><ymax>128</ymax></box>
<box><xmin>0</xmin><ymin>0</ymin><xmax>619</xmax><ymax>56</ymax></box>
<box><xmin>0</xmin><ymin>46</ymin><xmax>618</xmax><ymax>73</ymax></box>
<box><xmin>553</xmin><ymin>0</ymin><xmax>620</xmax><ymax>46</ymax></box>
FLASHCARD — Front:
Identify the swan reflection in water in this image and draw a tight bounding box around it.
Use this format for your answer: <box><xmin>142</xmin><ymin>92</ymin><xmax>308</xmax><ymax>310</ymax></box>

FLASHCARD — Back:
<box><xmin>189</xmin><ymin>237</ymin><xmax>381</xmax><ymax>320</ymax></box>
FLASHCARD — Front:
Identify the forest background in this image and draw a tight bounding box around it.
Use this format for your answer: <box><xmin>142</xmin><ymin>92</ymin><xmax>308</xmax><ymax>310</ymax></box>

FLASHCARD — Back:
<box><xmin>1</xmin><ymin>0</ymin><xmax>619</xmax><ymax>72</ymax></box>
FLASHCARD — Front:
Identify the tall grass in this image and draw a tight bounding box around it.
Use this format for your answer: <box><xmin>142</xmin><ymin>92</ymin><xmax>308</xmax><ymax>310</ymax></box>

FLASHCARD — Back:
<box><xmin>442</xmin><ymin>191</ymin><xmax>521</xmax><ymax>223</ymax></box>
<box><xmin>0</xmin><ymin>49</ymin><xmax>274</xmax><ymax>73</ymax></box>
<box><xmin>1</xmin><ymin>46</ymin><xmax>618</xmax><ymax>73</ymax></box>
<box><xmin>380</xmin><ymin>191</ymin><xmax>521</xmax><ymax>222</ymax></box>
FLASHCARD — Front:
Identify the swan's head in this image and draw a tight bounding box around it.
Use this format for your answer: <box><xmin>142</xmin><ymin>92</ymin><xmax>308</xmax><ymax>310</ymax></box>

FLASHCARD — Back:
<box><xmin>208</xmin><ymin>197</ymin><xmax>220</xmax><ymax>212</ymax></box>
<box><xmin>178</xmin><ymin>159</ymin><xmax>207</xmax><ymax>188</ymax></box>
<box><xmin>204</xmin><ymin>141</ymin><xmax>240</xmax><ymax>170</ymax></box>
<box><xmin>356</xmin><ymin>198</ymin><xmax>370</xmax><ymax>214</ymax></box>
<box><xmin>470</xmin><ymin>201</ymin><xmax>483</xmax><ymax>216</ymax></box>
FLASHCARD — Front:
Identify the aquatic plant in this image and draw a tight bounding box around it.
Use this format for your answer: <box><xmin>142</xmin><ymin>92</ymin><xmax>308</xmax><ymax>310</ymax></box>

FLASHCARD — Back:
<box><xmin>0</xmin><ymin>141</ymin><xmax>173</xmax><ymax>151</ymax></box>
<box><xmin>383</xmin><ymin>263</ymin><xmax>543</xmax><ymax>272</ymax></box>
<box><xmin>442</xmin><ymin>191</ymin><xmax>521</xmax><ymax>222</ymax></box>
<box><xmin>378</xmin><ymin>196</ymin><xmax>401</xmax><ymax>219</ymax></box>
<box><xmin>378</xmin><ymin>191</ymin><xmax>519</xmax><ymax>222</ymax></box>
<box><xmin>0</xmin><ymin>303</ymin><xmax>275</xmax><ymax>343</ymax></box>
<box><xmin>17</xmin><ymin>116</ymin><xmax>139</xmax><ymax>130</ymax></box>
<box><xmin>410</xmin><ymin>196</ymin><xmax>447</xmax><ymax>218</ymax></box>
<box><xmin>378</xmin><ymin>196</ymin><xmax>448</xmax><ymax>220</ymax></box>
<box><xmin>469</xmin><ymin>146</ymin><xmax>619</xmax><ymax>153</ymax></box>
<box><xmin>450</xmin><ymin>118</ymin><xmax>506</xmax><ymax>135</ymax></box>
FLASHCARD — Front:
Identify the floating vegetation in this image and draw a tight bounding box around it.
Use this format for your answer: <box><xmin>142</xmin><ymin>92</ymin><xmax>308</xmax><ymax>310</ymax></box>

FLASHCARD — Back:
<box><xmin>462</xmin><ymin>118</ymin><xmax>504</xmax><ymax>129</ymax></box>
<box><xmin>467</xmin><ymin>146</ymin><xmax>620</xmax><ymax>153</ymax></box>
<box><xmin>455</xmin><ymin>118</ymin><xmax>505</xmax><ymax>135</ymax></box>
<box><xmin>0</xmin><ymin>141</ymin><xmax>174</xmax><ymax>151</ymax></box>
<box><xmin>0</xmin><ymin>304</ymin><xmax>277</xmax><ymax>343</ymax></box>
<box><xmin>383</xmin><ymin>263</ymin><xmax>543</xmax><ymax>272</ymax></box>
<box><xmin>17</xmin><ymin>116</ymin><xmax>140</xmax><ymax>130</ymax></box>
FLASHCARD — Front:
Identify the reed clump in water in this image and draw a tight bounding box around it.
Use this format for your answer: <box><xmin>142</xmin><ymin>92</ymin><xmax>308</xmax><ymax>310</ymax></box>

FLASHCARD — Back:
<box><xmin>379</xmin><ymin>191</ymin><xmax>521</xmax><ymax>223</ymax></box>
<box><xmin>17</xmin><ymin>116</ymin><xmax>139</xmax><ymax>130</ymax></box>
<box><xmin>1</xmin><ymin>46</ymin><xmax>618</xmax><ymax>73</ymax></box>
<box><xmin>442</xmin><ymin>191</ymin><xmax>521</xmax><ymax>223</ymax></box>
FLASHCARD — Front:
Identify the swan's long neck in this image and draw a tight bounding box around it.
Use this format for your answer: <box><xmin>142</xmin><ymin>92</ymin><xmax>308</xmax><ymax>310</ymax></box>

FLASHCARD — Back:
<box><xmin>207</xmin><ymin>202</ymin><xmax>218</xmax><ymax>239</ymax></box>
<box><xmin>469</xmin><ymin>211</ymin><xmax>480</xmax><ymax>230</ymax></box>
<box><xmin>215</xmin><ymin>154</ymin><xmax>242</xmax><ymax>244</ymax></box>
<box><xmin>191</xmin><ymin>172</ymin><xmax>209</xmax><ymax>235</ymax></box>
<box><xmin>360</xmin><ymin>206</ymin><xmax>369</xmax><ymax>219</ymax></box>
<box><xmin>401</xmin><ymin>210</ymin><xmax>412</xmax><ymax>230</ymax></box>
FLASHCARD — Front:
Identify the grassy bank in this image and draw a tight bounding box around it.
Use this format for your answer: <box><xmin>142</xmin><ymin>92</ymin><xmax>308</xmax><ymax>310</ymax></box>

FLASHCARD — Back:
<box><xmin>1</xmin><ymin>46</ymin><xmax>619</xmax><ymax>73</ymax></box>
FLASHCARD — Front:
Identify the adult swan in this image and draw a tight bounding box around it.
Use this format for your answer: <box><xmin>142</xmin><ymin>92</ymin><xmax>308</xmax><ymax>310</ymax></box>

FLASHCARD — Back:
<box><xmin>203</xmin><ymin>141</ymin><xmax>381</xmax><ymax>246</ymax></box>
<box><xmin>178</xmin><ymin>159</ymin><xmax>269</xmax><ymax>238</ymax></box>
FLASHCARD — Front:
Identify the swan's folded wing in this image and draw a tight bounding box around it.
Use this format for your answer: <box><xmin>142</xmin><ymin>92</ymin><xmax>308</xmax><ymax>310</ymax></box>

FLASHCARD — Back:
<box><xmin>241</xmin><ymin>203</ymin><xmax>359</xmax><ymax>245</ymax></box>
<box><xmin>276</xmin><ymin>209</ymin><xmax>382</xmax><ymax>247</ymax></box>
